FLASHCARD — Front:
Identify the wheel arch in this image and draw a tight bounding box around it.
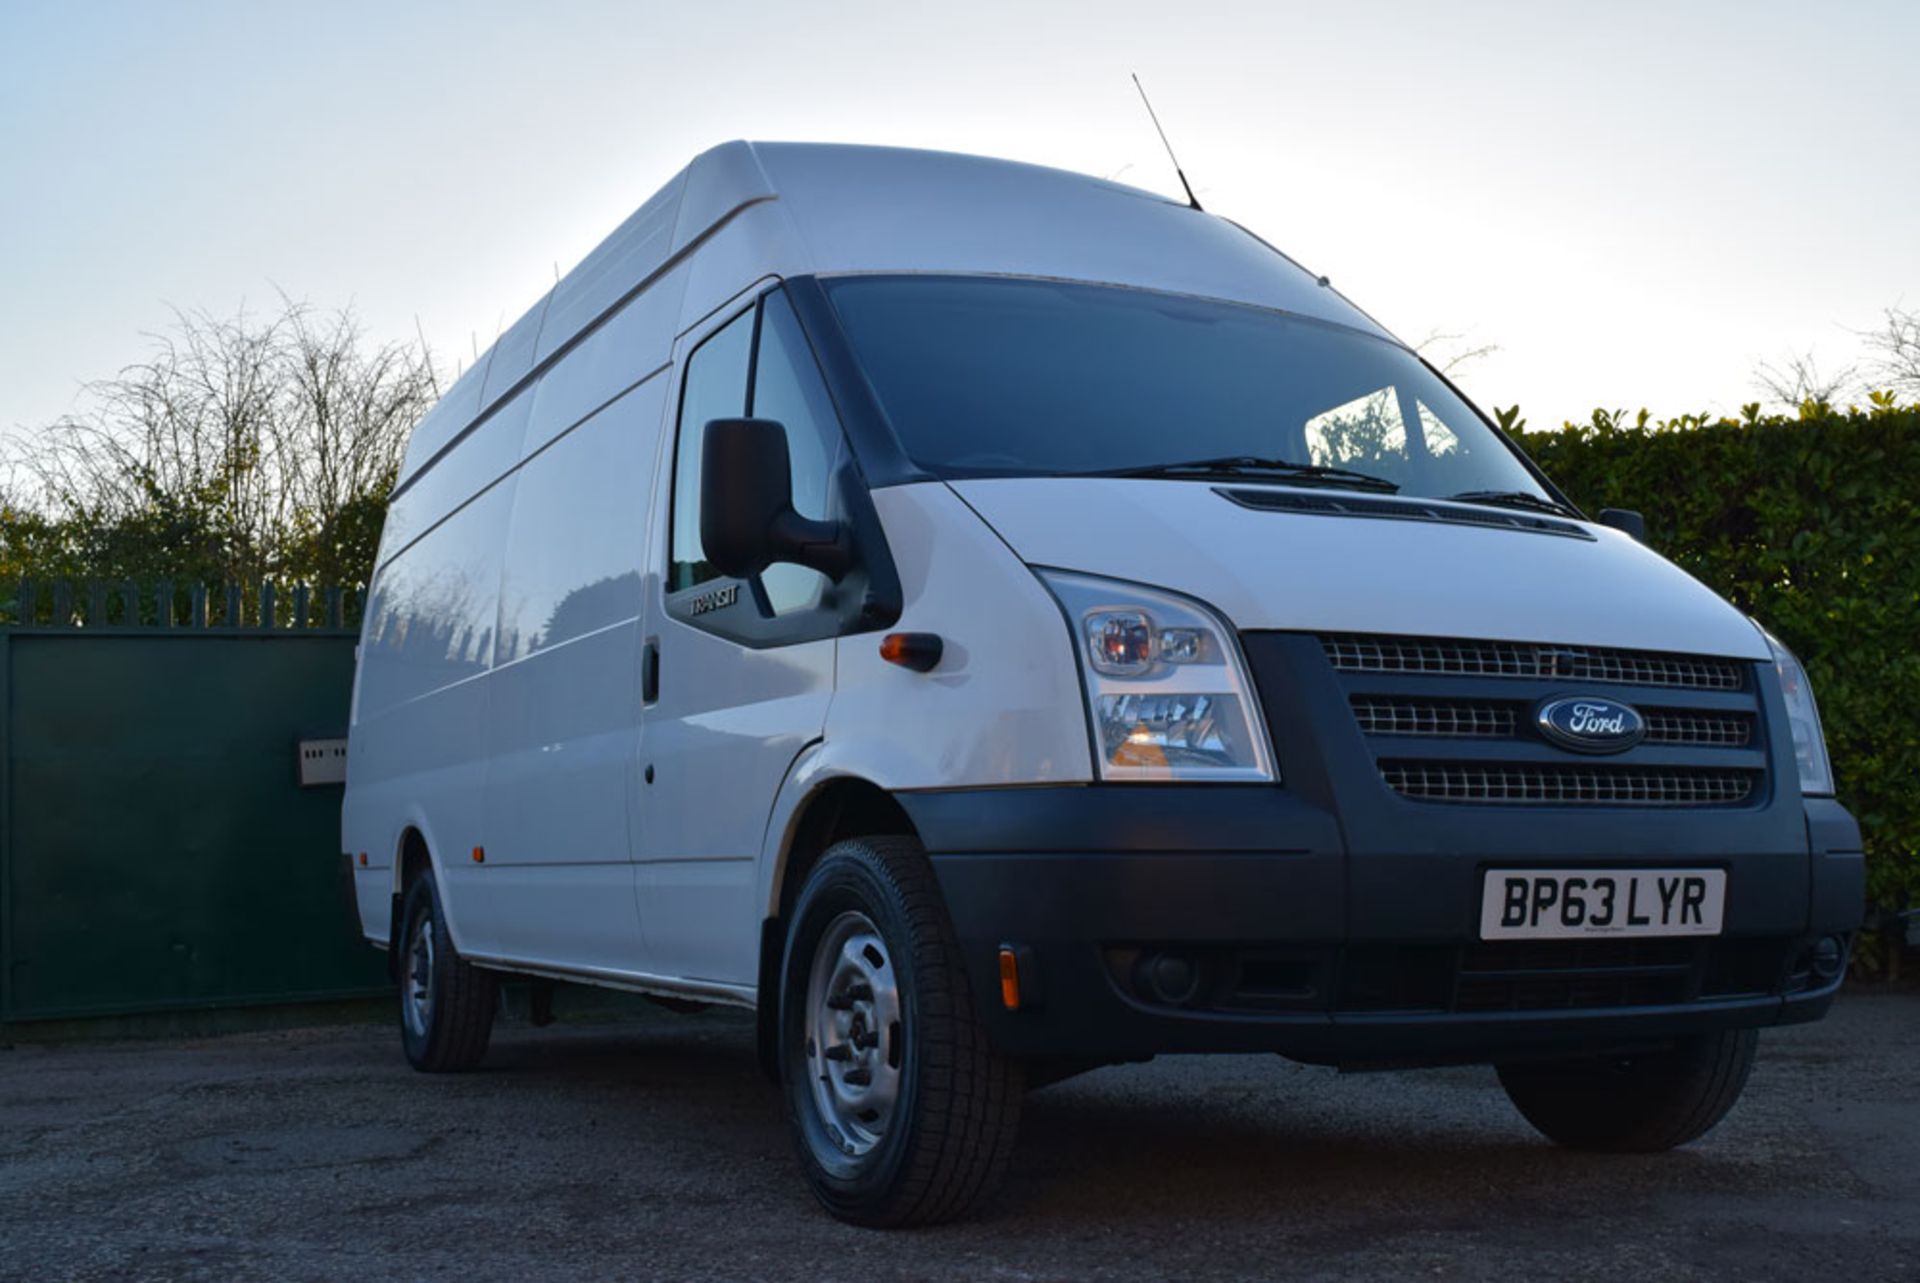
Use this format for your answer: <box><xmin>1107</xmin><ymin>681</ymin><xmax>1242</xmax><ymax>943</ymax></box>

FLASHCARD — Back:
<box><xmin>384</xmin><ymin>826</ymin><xmax>435</xmax><ymax>979</ymax></box>
<box><xmin>395</xmin><ymin>825</ymin><xmax>433</xmax><ymax>893</ymax></box>
<box><xmin>754</xmin><ymin>764</ymin><xmax>921</xmax><ymax>1080</ymax></box>
<box><xmin>768</xmin><ymin>776</ymin><xmax>918</xmax><ymax>920</ymax></box>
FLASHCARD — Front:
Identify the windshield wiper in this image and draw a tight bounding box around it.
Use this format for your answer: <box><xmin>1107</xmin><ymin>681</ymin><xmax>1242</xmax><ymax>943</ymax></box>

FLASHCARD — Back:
<box><xmin>1091</xmin><ymin>455</ymin><xmax>1399</xmax><ymax>493</ymax></box>
<box><xmin>1445</xmin><ymin>489</ymin><xmax>1581</xmax><ymax>518</ymax></box>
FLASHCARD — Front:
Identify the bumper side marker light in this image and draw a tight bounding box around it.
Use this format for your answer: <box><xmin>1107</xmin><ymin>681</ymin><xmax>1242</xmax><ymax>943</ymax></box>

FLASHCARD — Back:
<box><xmin>998</xmin><ymin>944</ymin><xmax>1041</xmax><ymax>1011</ymax></box>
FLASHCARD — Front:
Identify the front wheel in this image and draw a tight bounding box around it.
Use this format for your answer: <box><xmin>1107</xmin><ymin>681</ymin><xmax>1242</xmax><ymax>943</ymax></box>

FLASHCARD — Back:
<box><xmin>1498</xmin><ymin>1028</ymin><xmax>1758</xmax><ymax>1152</ymax></box>
<box><xmin>780</xmin><ymin>835</ymin><xmax>1023</xmax><ymax>1227</ymax></box>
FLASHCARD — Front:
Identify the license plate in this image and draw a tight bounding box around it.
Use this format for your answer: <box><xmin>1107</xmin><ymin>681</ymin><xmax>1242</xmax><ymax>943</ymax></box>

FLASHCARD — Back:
<box><xmin>1479</xmin><ymin>868</ymin><xmax>1726</xmax><ymax>940</ymax></box>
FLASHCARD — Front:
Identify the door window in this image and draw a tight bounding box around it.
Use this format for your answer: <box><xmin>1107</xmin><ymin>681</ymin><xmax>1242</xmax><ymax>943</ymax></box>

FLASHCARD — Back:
<box><xmin>749</xmin><ymin>289</ymin><xmax>844</xmax><ymax>616</ymax></box>
<box><xmin>667</xmin><ymin>288</ymin><xmax>846</xmax><ymax>618</ymax></box>
<box><xmin>668</xmin><ymin>307</ymin><xmax>753</xmax><ymax>593</ymax></box>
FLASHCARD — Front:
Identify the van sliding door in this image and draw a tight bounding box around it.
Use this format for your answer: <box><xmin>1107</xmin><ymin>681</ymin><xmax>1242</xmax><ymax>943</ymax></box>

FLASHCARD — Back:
<box><xmin>475</xmin><ymin>375</ymin><xmax>665</xmax><ymax>972</ymax></box>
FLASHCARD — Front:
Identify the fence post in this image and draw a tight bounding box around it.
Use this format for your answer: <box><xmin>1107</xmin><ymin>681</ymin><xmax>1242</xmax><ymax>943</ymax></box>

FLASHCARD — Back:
<box><xmin>88</xmin><ymin>580</ymin><xmax>108</xmax><ymax>628</ymax></box>
<box><xmin>191</xmin><ymin>584</ymin><xmax>208</xmax><ymax>630</ymax></box>
<box><xmin>325</xmin><ymin>587</ymin><xmax>343</xmax><ymax>630</ymax></box>
<box><xmin>156</xmin><ymin>580</ymin><xmax>174</xmax><ymax>629</ymax></box>
<box><xmin>260</xmin><ymin>581</ymin><xmax>276</xmax><ymax>631</ymax></box>
<box><xmin>121</xmin><ymin>580</ymin><xmax>140</xmax><ymax>628</ymax></box>
<box><xmin>225</xmin><ymin>585</ymin><xmax>241</xmax><ymax>628</ymax></box>
<box><xmin>292</xmin><ymin>584</ymin><xmax>310</xmax><ymax>631</ymax></box>
<box><xmin>52</xmin><ymin>582</ymin><xmax>71</xmax><ymax>627</ymax></box>
<box><xmin>13</xmin><ymin>579</ymin><xmax>31</xmax><ymax>627</ymax></box>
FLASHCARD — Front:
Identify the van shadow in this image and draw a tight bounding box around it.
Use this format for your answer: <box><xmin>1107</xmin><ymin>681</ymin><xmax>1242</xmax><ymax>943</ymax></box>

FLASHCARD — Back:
<box><xmin>464</xmin><ymin>1013</ymin><xmax>1761</xmax><ymax>1236</ymax></box>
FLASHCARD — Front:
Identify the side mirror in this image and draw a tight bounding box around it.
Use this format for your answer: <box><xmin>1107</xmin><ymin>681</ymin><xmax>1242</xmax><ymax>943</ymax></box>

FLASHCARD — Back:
<box><xmin>700</xmin><ymin>418</ymin><xmax>854</xmax><ymax>582</ymax></box>
<box><xmin>1598</xmin><ymin>508</ymin><xmax>1647</xmax><ymax>543</ymax></box>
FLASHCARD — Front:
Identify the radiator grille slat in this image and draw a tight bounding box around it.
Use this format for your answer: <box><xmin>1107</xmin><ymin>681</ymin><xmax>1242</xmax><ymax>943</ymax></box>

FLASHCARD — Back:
<box><xmin>1322</xmin><ymin>633</ymin><xmax>1745</xmax><ymax>691</ymax></box>
<box><xmin>1351</xmin><ymin>698</ymin><xmax>1753</xmax><ymax>748</ymax></box>
<box><xmin>1644</xmin><ymin>709</ymin><xmax>1754</xmax><ymax>747</ymax></box>
<box><xmin>1380</xmin><ymin>761</ymin><xmax>1757</xmax><ymax>807</ymax></box>
<box><xmin>1351</xmin><ymin>698</ymin><xmax>1515</xmax><ymax>737</ymax></box>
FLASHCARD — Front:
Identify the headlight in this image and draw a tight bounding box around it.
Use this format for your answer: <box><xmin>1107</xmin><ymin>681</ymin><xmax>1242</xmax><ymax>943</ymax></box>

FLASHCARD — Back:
<box><xmin>1038</xmin><ymin>569</ymin><xmax>1276</xmax><ymax>783</ymax></box>
<box><xmin>1759</xmin><ymin>626</ymin><xmax>1834</xmax><ymax>796</ymax></box>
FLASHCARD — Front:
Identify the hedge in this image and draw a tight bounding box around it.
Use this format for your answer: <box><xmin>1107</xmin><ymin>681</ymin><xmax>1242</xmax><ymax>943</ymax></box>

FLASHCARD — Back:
<box><xmin>1512</xmin><ymin>402</ymin><xmax>1920</xmax><ymax>923</ymax></box>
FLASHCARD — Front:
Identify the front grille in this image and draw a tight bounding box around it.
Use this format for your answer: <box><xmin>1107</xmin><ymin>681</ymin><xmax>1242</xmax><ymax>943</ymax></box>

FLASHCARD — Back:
<box><xmin>1352</xmin><ymin>697</ymin><xmax>1753</xmax><ymax>748</ymax></box>
<box><xmin>1381</xmin><ymin>762</ymin><xmax>1758</xmax><ymax>807</ymax></box>
<box><xmin>1321</xmin><ymin>633</ymin><xmax>1746</xmax><ymax>692</ymax></box>
<box><xmin>1262</xmin><ymin>630</ymin><xmax>1774</xmax><ymax>810</ymax></box>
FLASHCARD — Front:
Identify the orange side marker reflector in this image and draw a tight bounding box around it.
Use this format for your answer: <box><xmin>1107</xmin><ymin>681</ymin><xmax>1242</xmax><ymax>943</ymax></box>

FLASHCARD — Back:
<box><xmin>998</xmin><ymin>947</ymin><xmax>1021</xmax><ymax>1011</ymax></box>
<box><xmin>879</xmin><ymin>632</ymin><xmax>944</xmax><ymax>673</ymax></box>
<box><xmin>357</xmin><ymin>852</ymin><xmax>368</xmax><ymax>866</ymax></box>
<box><xmin>471</xmin><ymin>846</ymin><xmax>485</xmax><ymax>864</ymax></box>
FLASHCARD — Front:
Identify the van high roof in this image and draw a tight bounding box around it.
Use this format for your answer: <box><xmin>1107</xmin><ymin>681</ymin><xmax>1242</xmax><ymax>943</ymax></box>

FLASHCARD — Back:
<box><xmin>400</xmin><ymin>142</ymin><xmax>1390</xmax><ymax>488</ymax></box>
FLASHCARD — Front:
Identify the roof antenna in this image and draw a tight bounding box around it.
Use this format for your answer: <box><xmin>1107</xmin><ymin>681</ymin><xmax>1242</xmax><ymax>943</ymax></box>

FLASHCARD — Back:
<box><xmin>1131</xmin><ymin>72</ymin><xmax>1202</xmax><ymax>211</ymax></box>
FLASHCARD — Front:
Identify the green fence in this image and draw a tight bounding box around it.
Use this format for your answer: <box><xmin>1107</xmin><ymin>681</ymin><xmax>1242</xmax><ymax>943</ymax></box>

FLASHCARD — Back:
<box><xmin>1</xmin><ymin>580</ymin><xmax>389</xmax><ymax>1027</ymax></box>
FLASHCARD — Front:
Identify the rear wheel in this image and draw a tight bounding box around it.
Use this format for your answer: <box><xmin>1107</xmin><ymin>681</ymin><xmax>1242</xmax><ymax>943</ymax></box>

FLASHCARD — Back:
<box><xmin>398</xmin><ymin>869</ymin><xmax>499</xmax><ymax>1072</ymax></box>
<box><xmin>780</xmin><ymin>835</ymin><xmax>1022</xmax><ymax>1227</ymax></box>
<box><xmin>1498</xmin><ymin>1028</ymin><xmax>1758</xmax><ymax>1152</ymax></box>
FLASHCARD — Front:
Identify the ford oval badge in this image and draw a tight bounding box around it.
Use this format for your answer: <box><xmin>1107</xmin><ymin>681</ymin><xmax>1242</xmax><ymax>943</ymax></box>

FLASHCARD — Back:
<box><xmin>1536</xmin><ymin>696</ymin><xmax>1646</xmax><ymax>754</ymax></box>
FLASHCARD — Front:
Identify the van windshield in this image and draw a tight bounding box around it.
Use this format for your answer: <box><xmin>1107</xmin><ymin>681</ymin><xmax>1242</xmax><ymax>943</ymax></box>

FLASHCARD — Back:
<box><xmin>824</xmin><ymin>275</ymin><xmax>1552</xmax><ymax>502</ymax></box>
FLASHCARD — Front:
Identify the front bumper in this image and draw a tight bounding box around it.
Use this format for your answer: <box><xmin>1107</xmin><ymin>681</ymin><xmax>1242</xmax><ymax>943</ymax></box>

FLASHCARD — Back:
<box><xmin>901</xmin><ymin>788</ymin><xmax>1864</xmax><ymax>1067</ymax></box>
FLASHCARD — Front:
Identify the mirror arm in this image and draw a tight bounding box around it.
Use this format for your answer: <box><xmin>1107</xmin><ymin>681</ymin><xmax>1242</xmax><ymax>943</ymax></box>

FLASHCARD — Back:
<box><xmin>771</xmin><ymin>511</ymin><xmax>856</xmax><ymax>582</ymax></box>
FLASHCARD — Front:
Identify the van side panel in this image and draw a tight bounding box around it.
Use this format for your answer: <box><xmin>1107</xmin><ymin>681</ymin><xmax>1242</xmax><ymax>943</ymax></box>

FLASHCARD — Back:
<box><xmin>394</xmin><ymin>355</ymin><xmax>491</xmax><ymax>490</ymax></box>
<box><xmin>478</xmin><ymin>293</ymin><xmax>550</xmax><ymax>413</ymax></box>
<box><xmin>345</xmin><ymin>478</ymin><xmax>516</xmax><ymax>951</ymax></box>
<box><xmin>522</xmin><ymin>262</ymin><xmax>688</xmax><ymax>460</ymax></box>
<box><xmin>375</xmin><ymin>391</ymin><xmax>532</xmax><ymax>568</ymax></box>
<box><xmin>347</xmin><ymin>234</ymin><xmax>693</xmax><ymax>956</ymax></box>
<box><xmin>536</xmin><ymin>172</ymin><xmax>689</xmax><ymax>368</ymax></box>
<box><xmin>475</xmin><ymin>374</ymin><xmax>670</xmax><ymax>970</ymax></box>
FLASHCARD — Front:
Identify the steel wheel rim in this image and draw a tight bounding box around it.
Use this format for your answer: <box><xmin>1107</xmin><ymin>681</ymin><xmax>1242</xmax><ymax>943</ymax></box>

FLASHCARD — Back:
<box><xmin>802</xmin><ymin>910</ymin><xmax>904</xmax><ymax>1158</ymax></box>
<box><xmin>403</xmin><ymin>909</ymin><xmax>434</xmax><ymax>1038</ymax></box>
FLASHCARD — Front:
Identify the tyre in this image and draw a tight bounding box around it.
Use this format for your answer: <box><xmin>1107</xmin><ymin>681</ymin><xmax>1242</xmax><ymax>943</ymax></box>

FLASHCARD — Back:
<box><xmin>1497</xmin><ymin>1028</ymin><xmax>1758</xmax><ymax>1152</ymax></box>
<box><xmin>780</xmin><ymin>835</ymin><xmax>1023</xmax><ymax>1227</ymax></box>
<box><xmin>398</xmin><ymin>869</ymin><xmax>499</xmax><ymax>1072</ymax></box>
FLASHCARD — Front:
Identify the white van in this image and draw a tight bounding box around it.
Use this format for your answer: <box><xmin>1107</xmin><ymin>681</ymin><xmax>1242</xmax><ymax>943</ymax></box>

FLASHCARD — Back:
<box><xmin>344</xmin><ymin>142</ymin><xmax>1862</xmax><ymax>1226</ymax></box>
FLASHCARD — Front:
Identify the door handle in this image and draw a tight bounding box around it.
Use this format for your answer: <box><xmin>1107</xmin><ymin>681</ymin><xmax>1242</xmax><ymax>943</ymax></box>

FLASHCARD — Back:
<box><xmin>642</xmin><ymin>638</ymin><xmax>660</xmax><ymax>703</ymax></box>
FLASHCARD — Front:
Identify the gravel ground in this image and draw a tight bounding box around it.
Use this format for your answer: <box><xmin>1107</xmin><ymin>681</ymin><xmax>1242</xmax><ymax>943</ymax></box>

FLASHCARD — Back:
<box><xmin>2</xmin><ymin>988</ymin><xmax>1915</xmax><ymax>1282</ymax></box>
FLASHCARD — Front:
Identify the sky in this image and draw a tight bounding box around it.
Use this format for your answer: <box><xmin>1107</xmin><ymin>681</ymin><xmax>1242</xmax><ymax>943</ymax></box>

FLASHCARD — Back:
<box><xmin>3</xmin><ymin>0</ymin><xmax>1917</xmax><ymax>443</ymax></box>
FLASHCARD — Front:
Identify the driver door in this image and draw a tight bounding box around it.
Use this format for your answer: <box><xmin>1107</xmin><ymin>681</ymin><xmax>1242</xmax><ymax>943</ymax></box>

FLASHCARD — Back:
<box><xmin>631</xmin><ymin>284</ymin><xmax>849</xmax><ymax>987</ymax></box>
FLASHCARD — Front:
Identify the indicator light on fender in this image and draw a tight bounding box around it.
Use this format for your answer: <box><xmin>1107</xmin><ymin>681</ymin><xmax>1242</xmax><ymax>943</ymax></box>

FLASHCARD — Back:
<box><xmin>471</xmin><ymin>846</ymin><xmax>485</xmax><ymax>864</ymax></box>
<box><xmin>879</xmin><ymin>632</ymin><xmax>944</xmax><ymax>672</ymax></box>
<box><xmin>357</xmin><ymin>852</ymin><xmax>368</xmax><ymax>866</ymax></box>
<box><xmin>997</xmin><ymin>947</ymin><xmax>1021</xmax><ymax>1011</ymax></box>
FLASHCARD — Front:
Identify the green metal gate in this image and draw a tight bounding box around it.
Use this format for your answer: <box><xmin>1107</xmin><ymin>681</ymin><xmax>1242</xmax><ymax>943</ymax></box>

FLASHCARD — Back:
<box><xmin>1</xmin><ymin>581</ymin><xmax>389</xmax><ymax>1027</ymax></box>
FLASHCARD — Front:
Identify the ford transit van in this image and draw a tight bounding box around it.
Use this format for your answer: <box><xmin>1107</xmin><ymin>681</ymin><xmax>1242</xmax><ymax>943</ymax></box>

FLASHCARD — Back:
<box><xmin>343</xmin><ymin>142</ymin><xmax>1863</xmax><ymax>1226</ymax></box>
